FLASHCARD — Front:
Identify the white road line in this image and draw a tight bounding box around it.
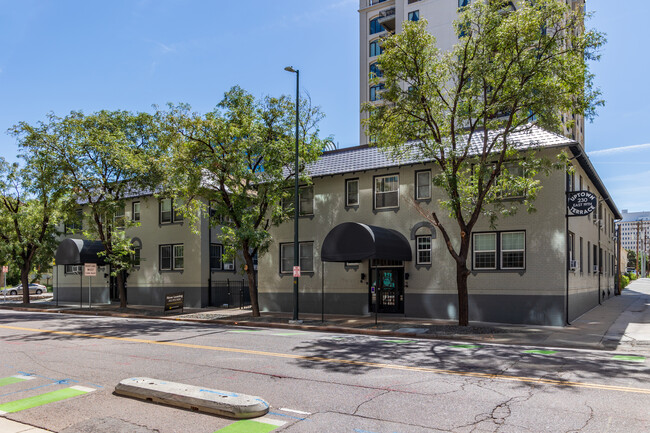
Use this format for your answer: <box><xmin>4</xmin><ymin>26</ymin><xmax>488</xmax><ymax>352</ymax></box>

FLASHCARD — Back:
<box><xmin>255</xmin><ymin>416</ymin><xmax>286</xmax><ymax>426</ymax></box>
<box><xmin>280</xmin><ymin>408</ymin><xmax>312</xmax><ymax>415</ymax></box>
<box><xmin>12</xmin><ymin>375</ymin><xmax>36</xmax><ymax>380</ymax></box>
<box><xmin>70</xmin><ymin>386</ymin><xmax>96</xmax><ymax>393</ymax></box>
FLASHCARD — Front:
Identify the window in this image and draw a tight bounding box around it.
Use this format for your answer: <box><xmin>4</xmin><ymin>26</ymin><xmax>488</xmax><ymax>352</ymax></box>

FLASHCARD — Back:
<box><xmin>587</xmin><ymin>241</ymin><xmax>591</xmax><ymax>274</ymax></box>
<box><xmin>299</xmin><ymin>186</ymin><xmax>314</xmax><ymax>215</ymax></box>
<box><xmin>133</xmin><ymin>247</ymin><xmax>141</xmax><ymax>266</ymax></box>
<box><xmin>501</xmin><ymin>162</ymin><xmax>525</xmax><ymax>198</ymax></box>
<box><xmin>210</xmin><ymin>244</ymin><xmax>223</xmax><ymax>270</ymax></box>
<box><xmin>416</xmin><ymin>170</ymin><xmax>431</xmax><ymax>200</ymax></box>
<box><xmin>370</xmin><ymin>17</ymin><xmax>384</xmax><ymax>35</ymax></box>
<box><xmin>280</xmin><ymin>242</ymin><xmax>314</xmax><ymax>273</ymax></box>
<box><xmin>408</xmin><ymin>10</ymin><xmax>419</xmax><ymax>21</ymax></box>
<box><xmin>568</xmin><ymin>232</ymin><xmax>575</xmax><ymax>269</ymax></box>
<box><xmin>593</xmin><ymin>244</ymin><xmax>597</xmax><ymax>273</ymax></box>
<box><xmin>501</xmin><ymin>232</ymin><xmax>525</xmax><ymax>269</ymax></box>
<box><xmin>114</xmin><ymin>207</ymin><xmax>125</xmax><ymax>230</ymax></box>
<box><xmin>174</xmin><ymin>245</ymin><xmax>184</xmax><ymax>270</ymax></box>
<box><xmin>370</xmin><ymin>83</ymin><xmax>385</xmax><ymax>101</ymax></box>
<box><xmin>579</xmin><ymin>237</ymin><xmax>583</xmax><ymax>273</ymax></box>
<box><xmin>160</xmin><ymin>244</ymin><xmax>183</xmax><ymax>271</ymax></box>
<box><xmin>283</xmin><ymin>186</ymin><xmax>314</xmax><ymax>216</ymax></box>
<box><xmin>160</xmin><ymin>198</ymin><xmax>183</xmax><ymax>224</ymax></box>
<box><xmin>374</xmin><ymin>174</ymin><xmax>399</xmax><ymax>209</ymax></box>
<box><xmin>346</xmin><ymin>179</ymin><xmax>359</xmax><ymax>207</ymax></box>
<box><xmin>416</xmin><ymin>235</ymin><xmax>432</xmax><ymax>265</ymax></box>
<box><xmin>473</xmin><ymin>233</ymin><xmax>497</xmax><ymax>270</ymax></box>
<box><xmin>132</xmin><ymin>201</ymin><xmax>141</xmax><ymax>222</ymax></box>
<box><xmin>64</xmin><ymin>265</ymin><xmax>82</xmax><ymax>274</ymax></box>
<box><xmin>65</xmin><ymin>209</ymin><xmax>83</xmax><ymax>234</ymax></box>
<box><xmin>369</xmin><ymin>62</ymin><xmax>383</xmax><ymax>79</ymax></box>
<box><xmin>459</xmin><ymin>0</ymin><xmax>470</xmax><ymax>7</ymax></box>
<box><xmin>369</xmin><ymin>40</ymin><xmax>383</xmax><ymax>57</ymax></box>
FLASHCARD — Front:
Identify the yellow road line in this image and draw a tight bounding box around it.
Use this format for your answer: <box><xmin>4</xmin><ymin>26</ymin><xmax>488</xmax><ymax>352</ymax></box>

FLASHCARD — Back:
<box><xmin>2</xmin><ymin>324</ymin><xmax>648</xmax><ymax>395</ymax></box>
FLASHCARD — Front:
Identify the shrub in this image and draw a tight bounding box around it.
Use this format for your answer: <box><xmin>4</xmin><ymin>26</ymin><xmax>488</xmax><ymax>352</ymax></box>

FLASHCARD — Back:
<box><xmin>620</xmin><ymin>274</ymin><xmax>630</xmax><ymax>289</ymax></box>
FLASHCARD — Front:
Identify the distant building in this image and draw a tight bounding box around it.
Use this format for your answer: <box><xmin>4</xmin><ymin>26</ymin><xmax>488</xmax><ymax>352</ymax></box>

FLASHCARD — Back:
<box><xmin>358</xmin><ymin>0</ymin><xmax>586</xmax><ymax>146</ymax></box>
<box><xmin>616</xmin><ymin>209</ymin><xmax>650</xmax><ymax>258</ymax></box>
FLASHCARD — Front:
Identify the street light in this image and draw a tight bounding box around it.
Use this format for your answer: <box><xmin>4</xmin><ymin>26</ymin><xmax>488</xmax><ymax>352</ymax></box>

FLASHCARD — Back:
<box><xmin>285</xmin><ymin>65</ymin><xmax>300</xmax><ymax>322</ymax></box>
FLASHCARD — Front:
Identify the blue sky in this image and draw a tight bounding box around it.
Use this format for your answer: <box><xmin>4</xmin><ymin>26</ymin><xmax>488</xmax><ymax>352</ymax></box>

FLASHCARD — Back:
<box><xmin>0</xmin><ymin>0</ymin><xmax>647</xmax><ymax>211</ymax></box>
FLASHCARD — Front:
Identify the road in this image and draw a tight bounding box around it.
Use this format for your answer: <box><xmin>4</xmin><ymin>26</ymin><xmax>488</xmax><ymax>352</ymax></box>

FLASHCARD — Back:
<box><xmin>0</xmin><ymin>310</ymin><xmax>648</xmax><ymax>433</ymax></box>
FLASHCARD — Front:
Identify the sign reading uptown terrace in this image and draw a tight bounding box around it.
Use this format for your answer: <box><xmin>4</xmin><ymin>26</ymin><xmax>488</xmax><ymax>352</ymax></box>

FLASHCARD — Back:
<box><xmin>567</xmin><ymin>191</ymin><xmax>597</xmax><ymax>216</ymax></box>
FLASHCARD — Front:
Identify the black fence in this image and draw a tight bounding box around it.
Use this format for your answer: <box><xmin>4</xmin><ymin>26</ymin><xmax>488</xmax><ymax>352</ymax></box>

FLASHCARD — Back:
<box><xmin>210</xmin><ymin>279</ymin><xmax>251</xmax><ymax>309</ymax></box>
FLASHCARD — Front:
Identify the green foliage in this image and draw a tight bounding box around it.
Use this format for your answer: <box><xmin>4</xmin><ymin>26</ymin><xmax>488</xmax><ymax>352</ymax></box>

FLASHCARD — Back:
<box><xmin>362</xmin><ymin>0</ymin><xmax>604</xmax><ymax>325</ymax></box>
<box><xmin>620</xmin><ymin>274</ymin><xmax>629</xmax><ymax>289</ymax></box>
<box><xmin>0</xmin><ymin>149</ymin><xmax>67</xmax><ymax>302</ymax></box>
<box><xmin>161</xmin><ymin>86</ymin><xmax>329</xmax><ymax>315</ymax></box>
<box><xmin>628</xmin><ymin>271</ymin><xmax>638</xmax><ymax>281</ymax></box>
<box><xmin>12</xmin><ymin>110</ymin><xmax>166</xmax><ymax>306</ymax></box>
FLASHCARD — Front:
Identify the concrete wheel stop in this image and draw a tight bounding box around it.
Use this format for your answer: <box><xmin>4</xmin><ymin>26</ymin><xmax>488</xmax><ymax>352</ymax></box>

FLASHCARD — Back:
<box><xmin>114</xmin><ymin>377</ymin><xmax>269</xmax><ymax>419</ymax></box>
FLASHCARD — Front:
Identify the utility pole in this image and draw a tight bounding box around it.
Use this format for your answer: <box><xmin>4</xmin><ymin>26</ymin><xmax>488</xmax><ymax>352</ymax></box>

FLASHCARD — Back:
<box><xmin>636</xmin><ymin>221</ymin><xmax>640</xmax><ymax>275</ymax></box>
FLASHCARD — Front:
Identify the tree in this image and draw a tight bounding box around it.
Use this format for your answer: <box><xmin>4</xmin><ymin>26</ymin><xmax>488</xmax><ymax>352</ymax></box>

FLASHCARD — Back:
<box><xmin>162</xmin><ymin>86</ymin><xmax>328</xmax><ymax>316</ymax></box>
<box><xmin>0</xmin><ymin>152</ymin><xmax>67</xmax><ymax>304</ymax></box>
<box><xmin>13</xmin><ymin>110</ymin><xmax>165</xmax><ymax>308</ymax></box>
<box><xmin>363</xmin><ymin>0</ymin><xmax>604</xmax><ymax>325</ymax></box>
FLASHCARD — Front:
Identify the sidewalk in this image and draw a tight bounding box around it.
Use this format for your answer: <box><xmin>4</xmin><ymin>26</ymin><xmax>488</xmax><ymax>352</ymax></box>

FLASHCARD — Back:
<box><xmin>1</xmin><ymin>279</ymin><xmax>649</xmax><ymax>352</ymax></box>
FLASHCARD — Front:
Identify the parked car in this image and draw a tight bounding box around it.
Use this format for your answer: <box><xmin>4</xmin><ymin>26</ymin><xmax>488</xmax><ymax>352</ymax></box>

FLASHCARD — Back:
<box><xmin>0</xmin><ymin>283</ymin><xmax>47</xmax><ymax>296</ymax></box>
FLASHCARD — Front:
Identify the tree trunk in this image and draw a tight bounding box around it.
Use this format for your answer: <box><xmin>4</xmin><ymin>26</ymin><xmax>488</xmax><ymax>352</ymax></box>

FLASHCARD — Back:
<box><xmin>456</xmin><ymin>261</ymin><xmax>470</xmax><ymax>326</ymax></box>
<box><xmin>117</xmin><ymin>271</ymin><xmax>127</xmax><ymax>309</ymax></box>
<box><xmin>243</xmin><ymin>251</ymin><xmax>260</xmax><ymax>317</ymax></box>
<box><xmin>20</xmin><ymin>267</ymin><xmax>30</xmax><ymax>305</ymax></box>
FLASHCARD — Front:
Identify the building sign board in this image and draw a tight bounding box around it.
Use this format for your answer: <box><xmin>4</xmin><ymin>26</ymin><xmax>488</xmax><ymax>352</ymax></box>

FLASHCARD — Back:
<box><xmin>84</xmin><ymin>263</ymin><xmax>97</xmax><ymax>277</ymax></box>
<box><xmin>567</xmin><ymin>191</ymin><xmax>597</xmax><ymax>216</ymax></box>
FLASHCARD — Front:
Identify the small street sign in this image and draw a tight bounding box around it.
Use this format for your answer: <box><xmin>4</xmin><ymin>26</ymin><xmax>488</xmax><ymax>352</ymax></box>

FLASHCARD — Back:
<box><xmin>84</xmin><ymin>263</ymin><xmax>97</xmax><ymax>277</ymax></box>
<box><xmin>1</xmin><ymin>266</ymin><xmax>7</xmax><ymax>273</ymax></box>
<box><xmin>293</xmin><ymin>266</ymin><xmax>301</xmax><ymax>278</ymax></box>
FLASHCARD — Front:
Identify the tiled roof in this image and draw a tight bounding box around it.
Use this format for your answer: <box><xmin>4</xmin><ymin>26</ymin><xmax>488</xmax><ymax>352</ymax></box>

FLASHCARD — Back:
<box><xmin>306</xmin><ymin>125</ymin><xmax>573</xmax><ymax>178</ymax></box>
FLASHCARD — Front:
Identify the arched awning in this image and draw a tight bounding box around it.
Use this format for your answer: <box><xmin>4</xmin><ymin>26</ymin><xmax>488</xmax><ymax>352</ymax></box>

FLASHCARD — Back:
<box><xmin>321</xmin><ymin>222</ymin><xmax>412</xmax><ymax>262</ymax></box>
<box><xmin>55</xmin><ymin>239</ymin><xmax>107</xmax><ymax>266</ymax></box>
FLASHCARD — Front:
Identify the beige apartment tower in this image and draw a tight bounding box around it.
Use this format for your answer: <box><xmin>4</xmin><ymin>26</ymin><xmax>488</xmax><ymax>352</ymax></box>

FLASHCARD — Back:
<box><xmin>358</xmin><ymin>0</ymin><xmax>586</xmax><ymax>146</ymax></box>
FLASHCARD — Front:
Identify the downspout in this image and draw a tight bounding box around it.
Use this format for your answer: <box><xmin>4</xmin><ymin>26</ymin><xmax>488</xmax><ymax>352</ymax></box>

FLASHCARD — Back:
<box><xmin>565</xmin><ymin>172</ymin><xmax>571</xmax><ymax>325</ymax></box>
<box><xmin>598</xmin><ymin>204</ymin><xmax>601</xmax><ymax>305</ymax></box>
<box><xmin>207</xmin><ymin>204</ymin><xmax>212</xmax><ymax>307</ymax></box>
<box><xmin>615</xmin><ymin>222</ymin><xmax>621</xmax><ymax>295</ymax></box>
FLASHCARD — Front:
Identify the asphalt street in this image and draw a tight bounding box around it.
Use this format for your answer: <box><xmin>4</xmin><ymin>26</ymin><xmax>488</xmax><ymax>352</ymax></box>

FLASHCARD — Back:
<box><xmin>0</xmin><ymin>310</ymin><xmax>648</xmax><ymax>432</ymax></box>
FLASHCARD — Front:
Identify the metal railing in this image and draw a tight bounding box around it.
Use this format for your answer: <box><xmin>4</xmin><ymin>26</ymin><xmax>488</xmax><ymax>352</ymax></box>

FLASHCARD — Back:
<box><xmin>211</xmin><ymin>279</ymin><xmax>251</xmax><ymax>309</ymax></box>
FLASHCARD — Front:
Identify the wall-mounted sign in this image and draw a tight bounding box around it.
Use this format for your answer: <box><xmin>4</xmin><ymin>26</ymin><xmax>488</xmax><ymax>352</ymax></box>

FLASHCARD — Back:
<box><xmin>84</xmin><ymin>263</ymin><xmax>97</xmax><ymax>277</ymax></box>
<box><xmin>293</xmin><ymin>266</ymin><xmax>301</xmax><ymax>278</ymax></box>
<box><xmin>567</xmin><ymin>191</ymin><xmax>597</xmax><ymax>216</ymax></box>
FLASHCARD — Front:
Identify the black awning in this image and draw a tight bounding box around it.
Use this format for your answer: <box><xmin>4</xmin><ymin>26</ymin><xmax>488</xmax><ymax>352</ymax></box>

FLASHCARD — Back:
<box><xmin>321</xmin><ymin>222</ymin><xmax>412</xmax><ymax>262</ymax></box>
<box><xmin>55</xmin><ymin>239</ymin><xmax>107</xmax><ymax>266</ymax></box>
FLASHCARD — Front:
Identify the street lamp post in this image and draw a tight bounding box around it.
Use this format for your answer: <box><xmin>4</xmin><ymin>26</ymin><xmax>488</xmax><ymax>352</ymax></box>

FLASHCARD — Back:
<box><xmin>285</xmin><ymin>66</ymin><xmax>301</xmax><ymax>322</ymax></box>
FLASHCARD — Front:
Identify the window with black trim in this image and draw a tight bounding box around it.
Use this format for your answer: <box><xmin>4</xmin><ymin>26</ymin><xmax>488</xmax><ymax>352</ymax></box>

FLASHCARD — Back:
<box><xmin>160</xmin><ymin>198</ymin><xmax>183</xmax><ymax>224</ymax></box>
<box><xmin>374</xmin><ymin>174</ymin><xmax>399</xmax><ymax>209</ymax></box>
<box><xmin>160</xmin><ymin>244</ymin><xmax>183</xmax><ymax>271</ymax></box>
<box><xmin>133</xmin><ymin>247</ymin><xmax>141</xmax><ymax>266</ymax></box>
<box><xmin>416</xmin><ymin>235</ymin><xmax>432</xmax><ymax>265</ymax></box>
<box><xmin>65</xmin><ymin>209</ymin><xmax>83</xmax><ymax>234</ymax></box>
<box><xmin>210</xmin><ymin>244</ymin><xmax>223</xmax><ymax>270</ymax></box>
<box><xmin>370</xmin><ymin>83</ymin><xmax>385</xmax><ymax>101</ymax></box>
<box><xmin>416</xmin><ymin>170</ymin><xmax>431</xmax><ymax>200</ymax></box>
<box><xmin>473</xmin><ymin>231</ymin><xmax>525</xmax><ymax>270</ymax></box>
<box><xmin>280</xmin><ymin>242</ymin><xmax>314</xmax><ymax>273</ymax></box>
<box><xmin>369</xmin><ymin>62</ymin><xmax>383</xmax><ymax>79</ymax></box>
<box><xmin>346</xmin><ymin>179</ymin><xmax>359</xmax><ymax>207</ymax></box>
<box><xmin>408</xmin><ymin>10</ymin><xmax>419</xmax><ymax>21</ymax></box>
<box><xmin>114</xmin><ymin>207</ymin><xmax>125</xmax><ymax>230</ymax></box>
<box><xmin>132</xmin><ymin>201</ymin><xmax>141</xmax><ymax>222</ymax></box>
<box><xmin>283</xmin><ymin>186</ymin><xmax>314</xmax><ymax>216</ymax></box>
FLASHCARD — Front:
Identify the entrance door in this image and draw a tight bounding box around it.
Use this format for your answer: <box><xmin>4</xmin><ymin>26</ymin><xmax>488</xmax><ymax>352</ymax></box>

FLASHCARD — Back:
<box><xmin>372</xmin><ymin>268</ymin><xmax>404</xmax><ymax>314</ymax></box>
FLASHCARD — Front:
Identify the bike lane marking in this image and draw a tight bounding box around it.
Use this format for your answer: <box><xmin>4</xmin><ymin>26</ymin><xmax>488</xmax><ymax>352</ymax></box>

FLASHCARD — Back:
<box><xmin>0</xmin><ymin>386</ymin><xmax>95</xmax><ymax>414</ymax></box>
<box><xmin>213</xmin><ymin>416</ymin><xmax>285</xmax><ymax>433</ymax></box>
<box><xmin>0</xmin><ymin>375</ymin><xmax>35</xmax><ymax>387</ymax></box>
<box><xmin>1</xmin><ymin>324</ymin><xmax>649</xmax><ymax>395</ymax></box>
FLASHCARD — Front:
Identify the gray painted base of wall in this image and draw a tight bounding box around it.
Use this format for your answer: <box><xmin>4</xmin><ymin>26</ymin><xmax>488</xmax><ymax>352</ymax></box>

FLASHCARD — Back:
<box><xmin>259</xmin><ymin>292</ymin><xmax>369</xmax><ymax>316</ymax></box>
<box><xmin>54</xmin><ymin>286</ymin><xmax>207</xmax><ymax>309</ymax></box>
<box><xmin>259</xmin><ymin>291</ymin><xmax>566</xmax><ymax>326</ymax></box>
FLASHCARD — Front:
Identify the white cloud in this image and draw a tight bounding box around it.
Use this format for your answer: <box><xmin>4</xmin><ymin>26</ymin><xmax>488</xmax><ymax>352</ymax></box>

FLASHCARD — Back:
<box><xmin>589</xmin><ymin>142</ymin><xmax>650</xmax><ymax>156</ymax></box>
